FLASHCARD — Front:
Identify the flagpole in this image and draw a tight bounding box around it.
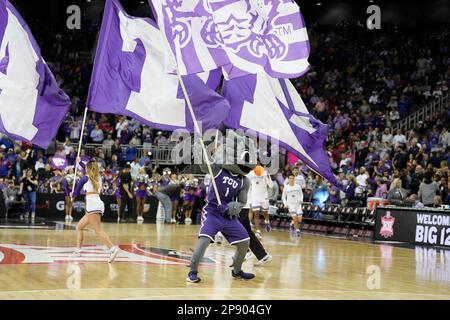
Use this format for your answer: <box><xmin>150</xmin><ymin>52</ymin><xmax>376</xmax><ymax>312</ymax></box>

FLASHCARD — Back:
<box><xmin>156</xmin><ymin>17</ymin><xmax>223</xmax><ymax>205</ymax></box>
<box><xmin>174</xmin><ymin>70</ymin><xmax>222</xmax><ymax>206</ymax></box>
<box><xmin>70</xmin><ymin>107</ymin><xmax>89</xmax><ymax>199</ymax></box>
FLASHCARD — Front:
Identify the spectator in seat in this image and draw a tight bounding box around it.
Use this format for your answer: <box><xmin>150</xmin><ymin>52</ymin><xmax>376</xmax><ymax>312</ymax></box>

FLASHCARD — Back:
<box><xmin>388</xmin><ymin>178</ymin><xmax>408</xmax><ymax>205</ymax></box>
<box><xmin>375</xmin><ymin>177</ymin><xmax>388</xmax><ymax>199</ymax></box>
<box><xmin>90</xmin><ymin>125</ymin><xmax>104</xmax><ymax>143</ymax></box>
<box><xmin>356</xmin><ymin>167</ymin><xmax>369</xmax><ymax>194</ymax></box>
<box><xmin>393</xmin><ymin>129</ymin><xmax>407</xmax><ymax>148</ymax></box>
<box><xmin>408</xmin><ymin>194</ymin><xmax>425</xmax><ymax>208</ymax></box>
<box><xmin>125</xmin><ymin>142</ymin><xmax>138</xmax><ymax>163</ymax></box>
<box><xmin>443</xmin><ymin>180</ymin><xmax>450</xmax><ymax>205</ymax></box>
<box><xmin>102</xmin><ymin>134</ymin><xmax>114</xmax><ymax>151</ymax></box>
<box><xmin>12</xmin><ymin>149</ymin><xmax>31</xmax><ymax>181</ymax></box>
<box><xmin>0</xmin><ymin>152</ymin><xmax>11</xmax><ymax>178</ymax></box>
<box><xmin>418</xmin><ymin>172</ymin><xmax>439</xmax><ymax>207</ymax></box>
<box><xmin>130</xmin><ymin>157</ymin><xmax>142</xmax><ymax>181</ymax></box>
<box><xmin>34</xmin><ymin>157</ymin><xmax>45</xmax><ymax>172</ymax></box>
<box><xmin>111</xmin><ymin>139</ymin><xmax>122</xmax><ymax>159</ymax></box>
<box><xmin>4</xmin><ymin>180</ymin><xmax>19</xmax><ymax>214</ymax></box>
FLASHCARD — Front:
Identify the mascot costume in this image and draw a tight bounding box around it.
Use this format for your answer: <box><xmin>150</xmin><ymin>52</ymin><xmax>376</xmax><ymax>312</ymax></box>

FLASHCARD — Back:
<box><xmin>187</xmin><ymin>131</ymin><xmax>257</xmax><ymax>283</ymax></box>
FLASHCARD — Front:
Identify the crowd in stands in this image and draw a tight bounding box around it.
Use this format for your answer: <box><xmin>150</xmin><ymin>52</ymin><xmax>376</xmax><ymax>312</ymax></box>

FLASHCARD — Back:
<box><xmin>1</xmin><ymin>22</ymin><xmax>450</xmax><ymax>219</ymax></box>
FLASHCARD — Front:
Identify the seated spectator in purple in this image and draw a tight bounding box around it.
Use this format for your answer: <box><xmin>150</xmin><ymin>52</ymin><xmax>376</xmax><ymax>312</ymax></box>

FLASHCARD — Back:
<box><xmin>375</xmin><ymin>178</ymin><xmax>388</xmax><ymax>199</ymax></box>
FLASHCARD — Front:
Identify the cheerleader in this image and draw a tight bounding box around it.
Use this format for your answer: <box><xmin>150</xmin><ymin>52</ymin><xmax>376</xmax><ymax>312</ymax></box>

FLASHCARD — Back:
<box><xmin>182</xmin><ymin>175</ymin><xmax>197</xmax><ymax>224</ymax></box>
<box><xmin>169</xmin><ymin>172</ymin><xmax>180</xmax><ymax>224</ymax></box>
<box><xmin>113</xmin><ymin>176</ymin><xmax>121</xmax><ymax>223</ymax></box>
<box><xmin>62</xmin><ymin>167</ymin><xmax>75</xmax><ymax>222</ymax></box>
<box><xmin>135</xmin><ymin>168</ymin><xmax>149</xmax><ymax>222</ymax></box>
<box><xmin>71</xmin><ymin>157</ymin><xmax>120</xmax><ymax>262</ymax></box>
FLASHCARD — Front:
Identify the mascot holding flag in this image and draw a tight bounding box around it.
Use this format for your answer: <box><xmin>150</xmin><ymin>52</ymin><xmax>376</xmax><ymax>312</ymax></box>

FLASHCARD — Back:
<box><xmin>187</xmin><ymin>131</ymin><xmax>257</xmax><ymax>283</ymax></box>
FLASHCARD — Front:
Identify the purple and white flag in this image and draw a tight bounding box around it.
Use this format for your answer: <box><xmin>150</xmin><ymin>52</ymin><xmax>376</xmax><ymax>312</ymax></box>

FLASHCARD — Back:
<box><xmin>223</xmin><ymin>73</ymin><xmax>337</xmax><ymax>185</ymax></box>
<box><xmin>88</xmin><ymin>0</ymin><xmax>230</xmax><ymax>132</ymax></box>
<box><xmin>0</xmin><ymin>0</ymin><xmax>71</xmax><ymax>148</ymax></box>
<box><xmin>151</xmin><ymin>0</ymin><xmax>310</xmax><ymax>79</ymax></box>
<box><xmin>211</xmin><ymin>0</ymin><xmax>310</xmax><ymax>79</ymax></box>
<box><xmin>50</xmin><ymin>155</ymin><xmax>68</xmax><ymax>170</ymax></box>
<box><xmin>150</xmin><ymin>0</ymin><xmax>230</xmax><ymax>75</ymax></box>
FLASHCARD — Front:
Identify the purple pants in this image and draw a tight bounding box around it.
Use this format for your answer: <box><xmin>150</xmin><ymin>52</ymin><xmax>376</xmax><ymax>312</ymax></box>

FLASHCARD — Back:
<box><xmin>199</xmin><ymin>206</ymin><xmax>249</xmax><ymax>245</ymax></box>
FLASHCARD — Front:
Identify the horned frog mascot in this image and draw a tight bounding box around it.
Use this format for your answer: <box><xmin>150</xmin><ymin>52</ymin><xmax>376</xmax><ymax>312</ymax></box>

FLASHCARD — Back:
<box><xmin>187</xmin><ymin>131</ymin><xmax>257</xmax><ymax>283</ymax></box>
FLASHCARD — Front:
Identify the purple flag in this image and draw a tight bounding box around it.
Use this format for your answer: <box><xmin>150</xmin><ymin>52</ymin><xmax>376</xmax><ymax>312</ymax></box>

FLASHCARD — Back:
<box><xmin>223</xmin><ymin>73</ymin><xmax>337</xmax><ymax>186</ymax></box>
<box><xmin>88</xmin><ymin>0</ymin><xmax>230</xmax><ymax>132</ymax></box>
<box><xmin>50</xmin><ymin>155</ymin><xmax>68</xmax><ymax>170</ymax></box>
<box><xmin>0</xmin><ymin>0</ymin><xmax>71</xmax><ymax>148</ymax></box>
<box><xmin>151</xmin><ymin>0</ymin><xmax>310</xmax><ymax>79</ymax></box>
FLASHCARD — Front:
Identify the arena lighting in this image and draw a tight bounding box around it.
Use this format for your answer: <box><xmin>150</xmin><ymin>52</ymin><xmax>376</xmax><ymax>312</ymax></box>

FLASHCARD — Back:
<box><xmin>316</xmin><ymin>1</ymin><xmax>322</xmax><ymax>5</ymax></box>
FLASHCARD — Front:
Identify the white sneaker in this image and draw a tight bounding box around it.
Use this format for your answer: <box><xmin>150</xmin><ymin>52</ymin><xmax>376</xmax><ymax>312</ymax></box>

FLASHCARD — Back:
<box><xmin>65</xmin><ymin>215</ymin><xmax>70</xmax><ymax>221</ymax></box>
<box><xmin>255</xmin><ymin>230</ymin><xmax>263</xmax><ymax>240</ymax></box>
<box><xmin>108</xmin><ymin>246</ymin><xmax>120</xmax><ymax>263</ymax></box>
<box><xmin>31</xmin><ymin>213</ymin><xmax>35</xmax><ymax>220</ymax></box>
<box><xmin>137</xmin><ymin>216</ymin><xmax>144</xmax><ymax>222</ymax></box>
<box><xmin>255</xmin><ymin>254</ymin><xmax>272</xmax><ymax>266</ymax></box>
<box><xmin>68</xmin><ymin>215</ymin><xmax>74</xmax><ymax>221</ymax></box>
<box><xmin>117</xmin><ymin>216</ymin><xmax>121</xmax><ymax>223</ymax></box>
<box><xmin>185</xmin><ymin>218</ymin><xmax>192</xmax><ymax>224</ymax></box>
<box><xmin>171</xmin><ymin>218</ymin><xmax>176</xmax><ymax>224</ymax></box>
<box><xmin>73</xmin><ymin>249</ymin><xmax>81</xmax><ymax>257</ymax></box>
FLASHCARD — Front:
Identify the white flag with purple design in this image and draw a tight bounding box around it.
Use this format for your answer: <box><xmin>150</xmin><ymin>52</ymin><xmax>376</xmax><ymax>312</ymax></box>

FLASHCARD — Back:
<box><xmin>223</xmin><ymin>73</ymin><xmax>337</xmax><ymax>185</ymax></box>
<box><xmin>0</xmin><ymin>0</ymin><xmax>71</xmax><ymax>148</ymax></box>
<box><xmin>87</xmin><ymin>0</ymin><xmax>230</xmax><ymax>132</ymax></box>
<box><xmin>150</xmin><ymin>0</ymin><xmax>310</xmax><ymax>79</ymax></box>
<box><xmin>150</xmin><ymin>0</ymin><xmax>230</xmax><ymax>75</ymax></box>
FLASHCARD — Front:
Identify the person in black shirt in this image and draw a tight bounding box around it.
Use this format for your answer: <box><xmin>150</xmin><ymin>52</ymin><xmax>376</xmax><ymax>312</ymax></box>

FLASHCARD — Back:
<box><xmin>19</xmin><ymin>168</ymin><xmax>38</xmax><ymax>220</ymax></box>
<box><xmin>118</xmin><ymin>164</ymin><xmax>135</xmax><ymax>222</ymax></box>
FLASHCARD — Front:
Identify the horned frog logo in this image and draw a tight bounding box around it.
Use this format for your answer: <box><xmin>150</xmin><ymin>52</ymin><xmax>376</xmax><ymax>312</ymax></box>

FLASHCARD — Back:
<box><xmin>213</xmin><ymin>0</ymin><xmax>288</xmax><ymax>60</ymax></box>
<box><xmin>163</xmin><ymin>0</ymin><xmax>223</xmax><ymax>49</ymax></box>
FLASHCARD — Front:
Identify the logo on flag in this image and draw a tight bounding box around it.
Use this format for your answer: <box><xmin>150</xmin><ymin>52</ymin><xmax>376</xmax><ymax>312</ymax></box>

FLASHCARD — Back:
<box><xmin>151</xmin><ymin>0</ymin><xmax>310</xmax><ymax>78</ymax></box>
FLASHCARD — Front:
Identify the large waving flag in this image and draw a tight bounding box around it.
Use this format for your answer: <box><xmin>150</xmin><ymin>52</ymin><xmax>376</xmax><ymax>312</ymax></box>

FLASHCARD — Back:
<box><xmin>151</xmin><ymin>0</ymin><xmax>310</xmax><ymax>79</ymax></box>
<box><xmin>87</xmin><ymin>0</ymin><xmax>230</xmax><ymax>132</ymax></box>
<box><xmin>223</xmin><ymin>73</ymin><xmax>337</xmax><ymax>185</ymax></box>
<box><xmin>0</xmin><ymin>0</ymin><xmax>71</xmax><ymax>148</ymax></box>
<box><xmin>150</xmin><ymin>0</ymin><xmax>230</xmax><ymax>76</ymax></box>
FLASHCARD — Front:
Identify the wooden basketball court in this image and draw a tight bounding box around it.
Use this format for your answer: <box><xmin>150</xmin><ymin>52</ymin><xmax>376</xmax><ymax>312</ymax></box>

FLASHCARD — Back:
<box><xmin>0</xmin><ymin>221</ymin><xmax>449</xmax><ymax>300</ymax></box>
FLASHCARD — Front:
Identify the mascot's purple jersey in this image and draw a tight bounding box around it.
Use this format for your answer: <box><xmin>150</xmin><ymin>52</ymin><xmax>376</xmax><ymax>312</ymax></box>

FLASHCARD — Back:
<box><xmin>206</xmin><ymin>169</ymin><xmax>244</xmax><ymax>207</ymax></box>
<box><xmin>199</xmin><ymin>169</ymin><xmax>248</xmax><ymax>244</ymax></box>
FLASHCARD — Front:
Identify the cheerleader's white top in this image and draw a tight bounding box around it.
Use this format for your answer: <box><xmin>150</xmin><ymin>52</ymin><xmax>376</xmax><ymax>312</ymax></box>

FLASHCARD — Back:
<box><xmin>73</xmin><ymin>175</ymin><xmax>105</xmax><ymax>215</ymax></box>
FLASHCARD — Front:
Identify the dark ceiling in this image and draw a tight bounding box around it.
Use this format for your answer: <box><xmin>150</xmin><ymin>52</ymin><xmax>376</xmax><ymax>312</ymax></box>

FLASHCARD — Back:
<box><xmin>8</xmin><ymin>0</ymin><xmax>450</xmax><ymax>28</ymax></box>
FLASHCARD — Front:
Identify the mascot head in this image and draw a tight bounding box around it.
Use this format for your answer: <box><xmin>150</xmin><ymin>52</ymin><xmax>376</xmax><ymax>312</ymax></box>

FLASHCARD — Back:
<box><xmin>215</xmin><ymin>131</ymin><xmax>257</xmax><ymax>176</ymax></box>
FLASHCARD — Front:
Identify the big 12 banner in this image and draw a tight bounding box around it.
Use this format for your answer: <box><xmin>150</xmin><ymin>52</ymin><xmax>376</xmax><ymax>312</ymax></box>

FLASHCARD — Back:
<box><xmin>374</xmin><ymin>207</ymin><xmax>450</xmax><ymax>248</ymax></box>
